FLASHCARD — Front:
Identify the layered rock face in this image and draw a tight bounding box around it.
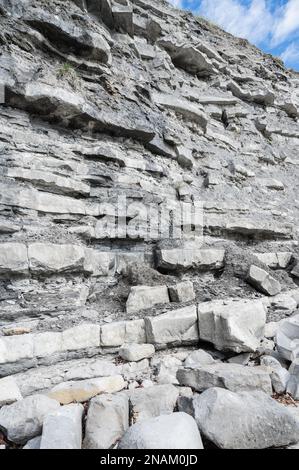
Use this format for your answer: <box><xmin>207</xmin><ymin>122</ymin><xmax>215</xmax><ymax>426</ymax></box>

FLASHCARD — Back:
<box><xmin>0</xmin><ymin>0</ymin><xmax>298</xmax><ymax>450</ymax></box>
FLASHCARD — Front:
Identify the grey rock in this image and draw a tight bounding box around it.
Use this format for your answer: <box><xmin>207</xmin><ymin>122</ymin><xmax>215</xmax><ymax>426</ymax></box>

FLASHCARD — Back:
<box><xmin>129</xmin><ymin>384</ymin><xmax>179</xmax><ymax>423</ymax></box>
<box><xmin>0</xmin><ymin>395</ymin><xmax>60</xmax><ymax>444</ymax></box>
<box><xmin>40</xmin><ymin>404</ymin><xmax>83</xmax><ymax>449</ymax></box>
<box><xmin>83</xmin><ymin>393</ymin><xmax>129</xmax><ymax>449</ymax></box>
<box><xmin>194</xmin><ymin>388</ymin><xmax>299</xmax><ymax>449</ymax></box>
<box><xmin>126</xmin><ymin>285</ymin><xmax>170</xmax><ymax>314</ymax></box>
<box><xmin>119</xmin><ymin>412</ymin><xmax>203</xmax><ymax>449</ymax></box>
<box><xmin>287</xmin><ymin>359</ymin><xmax>299</xmax><ymax>400</ymax></box>
<box><xmin>184</xmin><ymin>349</ymin><xmax>216</xmax><ymax>367</ymax></box>
<box><xmin>145</xmin><ymin>305</ymin><xmax>199</xmax><ymax>347</ymax></box>
<box><xmin>23</xmin><ymin>436</ymin><xmax>42</xmax><ymax>450</ymax></box>
<box><xmin>177</xmin><ymin>363</ymin><xmax>272</xmax><ymax>394</ymax></box>
<box><xmin>0</xmin><ymin>376</ymin><xmax>22</xmax><ymax>406</ymax></box>
<box><xmin>247</xmin><ymin>265</ymin><xmax>281</xmax><ymax>296</ymax></box>
<box><xmin>276</xmin><ymin>314</ymin><xmax>299</xmax><ymax>361</ymax></box>
<box><xmin>261</xmin><ymin>355</ymin><xmax>290</xmax><ymax>394</ymax></box>
<box><xmin>168</xmin><ymin>281</ymin><xmax>195</xmax><ymax>303</ymax></box>
<box><xmin>119</xmin><ymin>343</ymin><xmax>155</xmax><ymax>362</ymax></box>
<box><xmin>198</xmin><ymin>298</ymin><xmax>266</xmax><ymax>353</ymax></box>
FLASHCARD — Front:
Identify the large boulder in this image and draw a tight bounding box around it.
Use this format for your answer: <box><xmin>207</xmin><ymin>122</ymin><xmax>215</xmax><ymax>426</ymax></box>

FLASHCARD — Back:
<box><xmin>247</xmin><ymin>265</ymin><xmax>281</xmax><ymax>296</ymax></box>
<box><xmin>156</xmin><ymin>247</ymin><xmax>225</xmax><ymax>271</ymax></box>
<box><xmin>128</xmin><ymin>384</ymin><xmax>179</xmax><ymax>423</ymax></box>
<box><xmin>47</xmin><ymin>376</ymin><xmax>126</xmax><ymax>404</ymax></box>
<box><xmin>83</xmin><ymin>393</ymin><xmax>129</xmax><ymax>449</ymax></box>
<box><xmin>194</xmin><ymin>388</ymin><xmax>299</xmax><ymax>449</ymax></box>
<box><xmin>260</xmin><ymin>356</ymin><xmax>290</xmax><ymax>394</ymax></box>
<box><xmin>119</xmin><ymin>343</ymin><xmax>155</xmax><ymax>362</ymax></box>
<box><xmin>287</xmin><ymin>359</ymin><xmax>299</xmax><ymax>400</ymax></box>
<box><xmin>126</xmin><ymin>285</ymin><xmax>169</xmax><ymax>314</ymax></box>
<box><xmin>0</xmin><ymin>395</ymin><xmax>60</xmax><ymax>444</ymax></box>
<box><xmin>145</xmin><ymin>305</ymin><xmax>199</xmax><ymax>348</ymax></box>
<box><xmin>0</xmin><ymin>376</ymin><xmax>22</xmax><ymax>406</ymax></box>
<box><xmin>177</xmin><ymin>363</ymin><xmax>272</xmax><ymax>394</ymax></box>
<box><xmin>119</xmin><ymin>412</ymin><xmax>203</xmax><ymax>449</ymax></box>
<box><xmin>276</xmin><ymin>314</ymin><xmax>299</xmax><ymax>361</ymax></box>
<box><xmin>198</xmin><ymin>298</ymin><xmax>266</xmax><ymax>353</ymax></box>
<box><xmin>40</xmin><ymin>404</ymin><xmax>83</xmax><ymax>449</ymax></box>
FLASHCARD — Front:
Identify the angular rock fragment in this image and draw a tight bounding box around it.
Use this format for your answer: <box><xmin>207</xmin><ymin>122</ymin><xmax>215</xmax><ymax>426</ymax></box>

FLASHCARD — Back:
<box><xmin>83</xmin><ymin>393</ymin><xmax>129</xmax><ymax>449</ymax></box>
<box><xmin>119</xmin><ymin>412</ymin><xmax>203</xmax><ymax>449</ymax></box>
<box><xmin>119</xmin><ymin>343</ymin><xmax>155</xmax><ymax>362</ymax></box>
<box><xmin>129</xmin><ymin>384</ymin><xmax>179</xmax><ymax>423</ymax></box>
<box><xmin>177</xmin><ymin>363</ymin><xmax>272</xmax><ymax>394</ymax></box>
<box><xmin>0</xmin><ymin>376</ymin><xmax>22</xmax><ymax>406</ymax></box>
<box><xmin>0</xmin><ymin>243</ymin><xmax>29</xmax><ymax>276</ymax></box>
<box><xmin>0</xmin><ymin>395</ymin><xmax>60</xmax><ymax>444</ymax></box>
<box><xmin>158</xmin><ymin>38</ymin><xmax>217</xmax><ymax>76</ymax></box>
<box><xmin>156</xmin><ymin>247</ymin><xmax>225</xmax><ymax>271</ymax></box>
<box><xmin>101</xmin><ymin>319</ymin><xmax>146</xmax><ymax>347</ymax></box>
<box><xmin>261</xmin><ymin>356</ymin><xmax>290</xmax><ymax>394</ymax></box>
<box><xmin>126</xmin><ymin>285</ymin><xmax>170</xmax><ymax>314</ymax></box>
<box><xmin>184</xmin><ymin>349</ymin><xmax>216</xmax><ymax>368</ymax></box>
<box><xmin>287</xmin><ymin>359</ymin><xmax>299</xmax><ymax>400</ymax></box>
<box><xmin>168</xmin><ymin>281</ymin><xmax>195</xmax><ymax>303</ymax></box>
<box><xmin>198</xmin><ymin>298</ymin><xmax>266</xmax><ymax>353</ymax></box>
<box><xmin>247</xmin><ymin>265</ymin><xmax>281</xmax><ymax>296</ymax></box>
<box><xmin>145</xmin><ymin>305</ymin><xmax>199</xmax><ymax>347</ymax></box>
<box><xmin>47</xmin><ymin>376</ymin><xmax>126</xmax><ymax>405</ymax></box>
<box><xmin>194</xmin><ymin>388</ymin><xmax>299</xmax><ymax>449</ymax></box>
<box><xmin>40</xmin><ymin>404</ymin><xmax>83</xmax><ymax>449</ymax></box>
<box><xmin>276</xmin><ymin>314</ymin><xmax>299</xmax><ymax>361</ymax></box>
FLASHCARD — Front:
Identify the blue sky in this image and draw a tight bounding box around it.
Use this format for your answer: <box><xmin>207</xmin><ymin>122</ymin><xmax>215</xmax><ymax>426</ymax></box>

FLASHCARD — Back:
<box><xmin>169</xmin><ymin>0</ymin><xmax>299</xmax><ymax>70</ymax></box>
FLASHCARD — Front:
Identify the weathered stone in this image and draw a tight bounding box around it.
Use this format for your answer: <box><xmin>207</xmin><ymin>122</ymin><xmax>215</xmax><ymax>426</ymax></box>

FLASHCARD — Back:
<box><xmin>152</xmin><ymin>355</ymin><xmax>182</xmax><ymax>385</ymax></box>
<box><xmin>158</xmin><ymin>38</ymin><xmax>217</xmax><ymax>76</ymax></box>
<box><xmin>276</xmin><ymin>314</ymin><xmax>299</xmax><ymax>361</ymax></box>
<box><xmin>261</xmin><ymin>356</ymin><xmax>290</xmax><ymax>394</ymax></box>
<box><xmin>145</xmin><ymin>305</ymin><xmax>199</xmax><ymax>347</ymax></box>
<box><xmin>129</xmin><ymin>384</ymin><xmax>179</xmax><ymax>423</ymax></box>
<box><xmin>247</xmin><ymin>265</ymin><xmax>281</xmax><ymax>296</ymax></box>
<box><xmin>119</xmin><ymin>343</ymin><xmax>155</xmax><ymax>362</ymax></box>
<box><xmin>126</xmin><ymin>285</ymin><xmax>170</xmax><ymax>314</ymax></box>
<box><xmin>47</xmin><ymin>376</ymin><xmax>126</xmax><ymax>405</ymax></box>
<box><xmin>40</xmin><ymin>404</ymin><xmax>83</xmax><ymax>449</ymax></box>
<box><xmin>177</xmin><ymin>363</ymin><xmax>272</xmax><ymax>394</ymax></box>
<box><xmin>0</xmin><ymin>395</ymin><xmax>60</xmax><ymax>444</ymax></box>
<box><xmin>0</xmin><ymin>243</ymin><xmax>29</xmax><ymax>276</ymax></box>
<box><xmin>184</xmin><ymin>350</ymin><xmax>216</xmax><ymax>367</ymax></box>
<box><xmin>0</xmin><ymin>376</ymin><xmax>22</xmax><ymax>406</ymax></box>
<box><xmin>287</xmin><ymin>359</ymin><xmax>299</xmax><ymax>400</ymax></box>
<box><xmin>156</xmin><ymin>248</ymin><xmax>225</xmax><ymax>271</ymax></box>
<box><xmin>23</xmin><ymin>436</ymin><xmax>41</xmax><ymax>450</ymax></box>
<box><xmin>101</xmin><ymin>319</ymin><xmax>146</xmax><ymax>347</ymax></box>
<box><xmin>119</xmin><ymin>412</ymin><xmax>203</xmax><ymax>449</ymax></box>
<box><xmin>194</xmin><ymin>388</ymin><xmax>299</xmax><ymax>449</ymax></box>
<box><xmin>254</xmin><ymin>252</ymin><xmax>292</xmax><ymax>269</ymax></box>
<box><xmin>28</xmin><ymin>243</ymin><xmax>85</xmax><ymax>274</ymax></box>
<box><xmin>168</xmin><ymin>281</ymin><xmax>195</xmax><ymax>303</ymax></box>
<box><xmin>83</xmin><ymin>393</ymin><xmax>129</xmax><ymax>449</ymax></box>
<box><xmin>151</xmin><ymin>92</ymin><xmax>208</xmax><ymax>130</ymax></box>
<box><xmin>198</xmin><ymin>298</ymin><xmax>266</xmax><ymax>353</ymax></box>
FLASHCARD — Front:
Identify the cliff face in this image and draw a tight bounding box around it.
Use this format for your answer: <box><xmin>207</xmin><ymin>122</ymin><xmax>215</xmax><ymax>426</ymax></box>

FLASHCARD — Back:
<box><xmin>0</xmin><ymin>0</ymin><xmax>299</xmax><ymax>449</ymax></box>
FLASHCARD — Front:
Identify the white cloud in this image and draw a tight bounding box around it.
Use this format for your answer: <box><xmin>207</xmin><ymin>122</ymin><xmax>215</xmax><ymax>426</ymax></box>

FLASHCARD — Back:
<box><xmin>281</xmin><ymin>41</ymin><xmax>299</xmax><ymax>64</ymax></box>
<box><xmin>272</xmin><ymin>0</ymin><xmax>299</xmax><ymax>44</ymax></box>
<box><xmin>196</xmin><ymin>0</ymin><xmax>299</xmax><ymax>48</ymax></box>
<box><xmin>168</xmin><ymin>0</ymin><xmax>184</xmax><ymax>7</ymax></box>
<box><xmin>197</xmin><ymin>0</ymin><xmax>274</xmax><ymax>44</ymax></box>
